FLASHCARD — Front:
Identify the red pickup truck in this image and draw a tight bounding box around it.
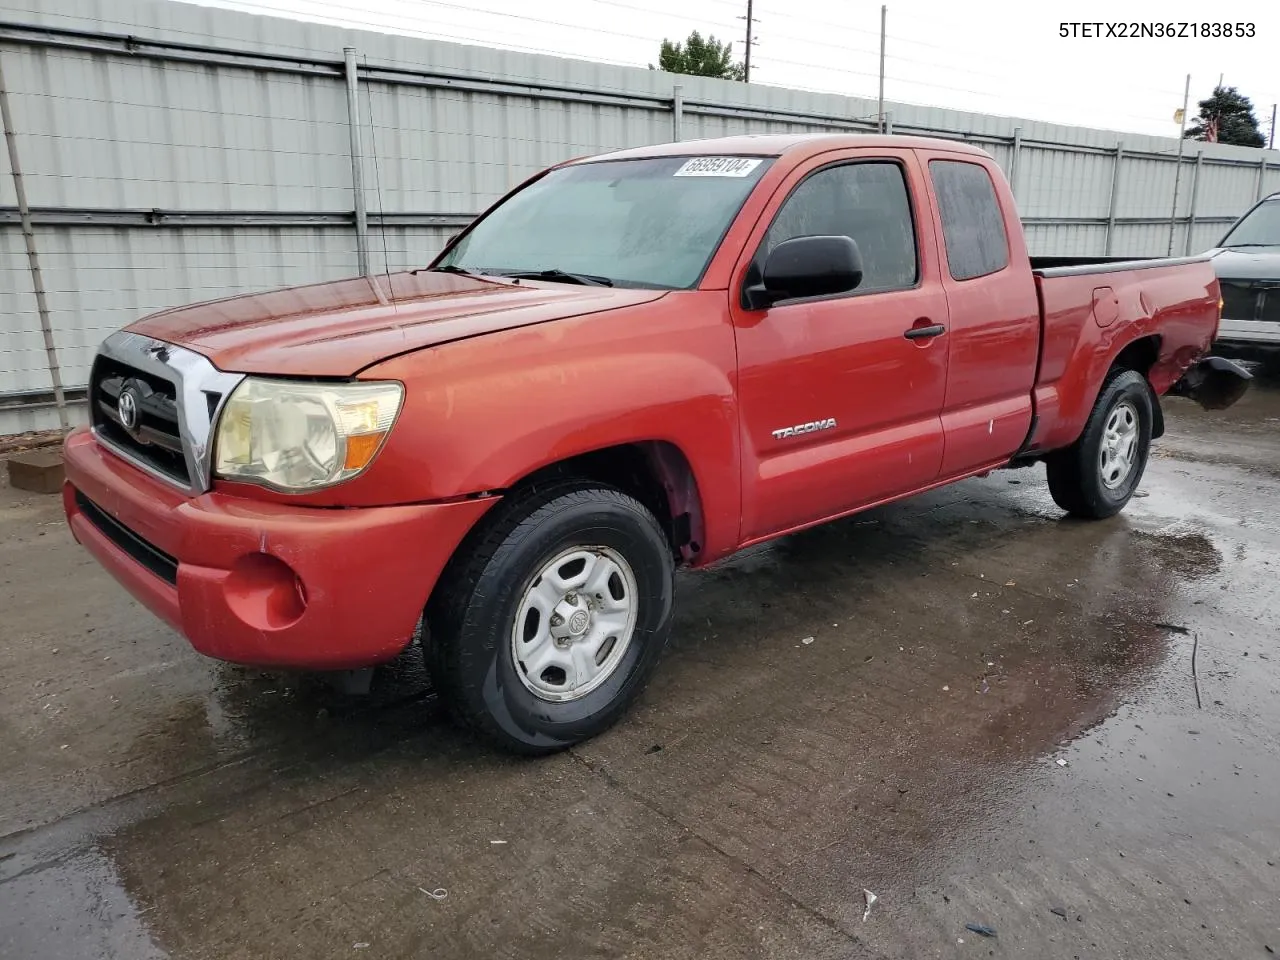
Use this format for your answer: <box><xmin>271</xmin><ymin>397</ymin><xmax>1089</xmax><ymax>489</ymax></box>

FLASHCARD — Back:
<box><xmin>63</xmin><ymin>134</ymin><xmax>1247</xmax><ymax>753</ymax></box>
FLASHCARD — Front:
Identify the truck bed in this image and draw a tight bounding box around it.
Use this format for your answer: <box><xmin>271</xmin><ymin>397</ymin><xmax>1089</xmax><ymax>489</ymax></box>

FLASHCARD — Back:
<box><xmin>1028</xmin><ymin>255</ymin><xmax>1220</xmax><ymax>453</ymax></box>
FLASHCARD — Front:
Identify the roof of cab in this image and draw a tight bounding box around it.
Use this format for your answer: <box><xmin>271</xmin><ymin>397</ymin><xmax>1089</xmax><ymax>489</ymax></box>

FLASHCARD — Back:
<box><xmin>574</xmin><ymin>133</ymin><xmax>991</xmax><ymax>164</ymax></box>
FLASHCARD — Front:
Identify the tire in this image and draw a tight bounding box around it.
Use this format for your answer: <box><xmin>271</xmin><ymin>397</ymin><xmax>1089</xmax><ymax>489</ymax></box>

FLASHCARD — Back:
<box><xmin>425</xmin><ymin>482</ymin><xmax>676</xmax><ymax>754</ymax></box>
<box><xmin>1045</xmin><ymin>368</ymin><xmax>1154</xmax><ymax>519</ymax></box>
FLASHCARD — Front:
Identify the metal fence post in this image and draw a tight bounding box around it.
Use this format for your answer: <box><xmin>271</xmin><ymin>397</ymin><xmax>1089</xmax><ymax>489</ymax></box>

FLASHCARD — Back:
<box><xmin>1259</xmin><ymin>155</ymin><xmax>1270</xmax><ymax>201</ymax></box>
<box><xmin>671</xmin><ymin>84</ymin><xmax>683</xmax><ymax>142</ymax></box>
<box><xmin>343</xmin><ymin>47</ymin><xmax>370</xmax><ymax>277</ymax></box>
<box><xmin>1184</xmin><ymin>150</ymin><xmax>1204</xmax><ymax>256</ymax></box>
<box><xmin>1008</xmin><ymin>127</ymin><xmax>1022</xmax><ymax>201</ymax></box>
<box><xmin>0</xmin><ymin>48</ymin><xmax>68</xmax><ymax>431</ymax></box>
<box><xmin>1104</xmin><ymin>140</ymin><xmax>1124</xmax><ymax>256</ymax></box>
<box><xmin>884</xmin><ymin>111</ymin><xmax>893</xmax><ymax>135</ymax></box>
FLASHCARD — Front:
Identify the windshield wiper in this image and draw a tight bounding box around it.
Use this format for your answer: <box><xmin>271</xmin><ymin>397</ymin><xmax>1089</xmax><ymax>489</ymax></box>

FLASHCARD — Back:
<box><xmin>492</xmin><ymin>268</ymin><xmax>614</xmax><ymax>287</ymax></box>
<box><xmin>428</xmin><ymin>264</ymin><xmax>483</xmax><ymax>276</ymax></box>
<box><xmin>1222</xmin><ymin>243</ymin><xmax>1280</xmax><ymax>249</ymax></box>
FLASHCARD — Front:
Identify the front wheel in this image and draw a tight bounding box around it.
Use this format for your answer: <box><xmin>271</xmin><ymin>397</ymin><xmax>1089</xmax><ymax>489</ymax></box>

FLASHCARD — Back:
<box><xmin>1045</xmin><ymin>369</ymin><xmax>1154</xmax><ymax>519</ymax></box>
<box><xmin>425</xmin><ymin>483</ymin><xmax>675</xmax><ymax>754</ymax></box>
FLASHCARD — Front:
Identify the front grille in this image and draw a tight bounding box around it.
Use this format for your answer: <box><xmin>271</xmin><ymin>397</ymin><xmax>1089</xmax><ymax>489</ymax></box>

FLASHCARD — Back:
<box><xmin>1220</xmin><ymin>279</ymin><xmax>1280</xmax><ymax>325</ymax></box>
<box><xmin>1264</xmin><ymin>289</ymin><xmax>1280</xmax><ymax>325</ymax></box>
<box><xmin>89</xmin><ymin>355</ymin><xmax>190</xmax><ymax>485</ymax></box>
<box><xmin>74</xmin><ymin>490</ymin><xmax>178</xmax><ymax>585</ymax></box>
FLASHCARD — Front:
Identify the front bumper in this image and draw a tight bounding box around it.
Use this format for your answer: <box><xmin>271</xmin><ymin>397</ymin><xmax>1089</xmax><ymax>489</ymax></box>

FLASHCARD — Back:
<box><xmin>62</xmin><ymin>428</ymin><xmax>496</xmax><ymax>670</ymax></box>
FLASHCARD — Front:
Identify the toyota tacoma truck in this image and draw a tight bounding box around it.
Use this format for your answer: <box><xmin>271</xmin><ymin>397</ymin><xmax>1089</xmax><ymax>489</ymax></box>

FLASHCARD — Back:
<box><xmin>62</xmin><ymin>134</ymin><xmax>1249</xmax><ymax>753</ymax></box>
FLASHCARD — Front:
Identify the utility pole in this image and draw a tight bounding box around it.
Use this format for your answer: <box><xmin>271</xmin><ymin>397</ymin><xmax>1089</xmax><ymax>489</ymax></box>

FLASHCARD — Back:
<box><xmin>1168</xmin><ymin>73</ymin><xmax>1191</xmax><ymax>257</ymax></box>
<box><xmin>877</xmin><ymin>5</ymin><xmax>887</xmax><ymax>132</ymax></box>
<box><xmin>1270</xmin><ymin>103</ymin><xmax>1277</xmax><ymax>150</ymax></box>
<box><xmin>743</xmin><ymin>0</ymin><xmax>754</xmax><ymax>82</ymax></box>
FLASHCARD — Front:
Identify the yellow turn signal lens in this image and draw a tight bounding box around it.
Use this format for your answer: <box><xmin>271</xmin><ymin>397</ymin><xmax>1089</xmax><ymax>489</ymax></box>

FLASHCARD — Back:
<box><xmin>343</xmin><ymin>431</ymin><xmax>389</xmax><ymax>471</ymax></box>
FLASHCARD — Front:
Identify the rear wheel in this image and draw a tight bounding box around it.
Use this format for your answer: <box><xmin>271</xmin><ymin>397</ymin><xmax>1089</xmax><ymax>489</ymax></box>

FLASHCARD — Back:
<box><xmin>1046</xmin><ymin>369</ymin><xmax>1153</xmax><ymax>519</ymax></box>
<box><xmin>426</xmin><ymin>482</ymin><xmax>675</xmax><ymax>754</ymax></box>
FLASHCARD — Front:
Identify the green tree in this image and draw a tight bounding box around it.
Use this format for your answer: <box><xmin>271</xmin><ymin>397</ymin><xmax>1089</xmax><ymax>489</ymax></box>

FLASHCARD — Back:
<box><xmin>649</xmin><ymin>31</ymin><xmax>745</xmax><ymax>81</ymax></box>
<box><xmin>1185</xmin><ymin>85</ymin><xmax>1266</xmax><ymax>147</ymax></box>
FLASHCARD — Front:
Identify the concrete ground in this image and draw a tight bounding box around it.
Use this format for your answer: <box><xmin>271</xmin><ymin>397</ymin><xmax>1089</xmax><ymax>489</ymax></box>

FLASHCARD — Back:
<box><xmin>2</xmin><ymin>380</ymin><xmax>1279</xmax><ymax>960</ymax></box>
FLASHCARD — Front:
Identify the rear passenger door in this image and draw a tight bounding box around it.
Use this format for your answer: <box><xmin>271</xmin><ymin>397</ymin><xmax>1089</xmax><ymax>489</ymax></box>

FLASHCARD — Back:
<box><xmin>919</xmin><ymin>154</ymin><xmax>1041</xmax><ymax>474</ymax></box>
<box><xmin>730</xmin><ymin>149</ymin><xmax>951</xmax><ymax>543</ymax></box>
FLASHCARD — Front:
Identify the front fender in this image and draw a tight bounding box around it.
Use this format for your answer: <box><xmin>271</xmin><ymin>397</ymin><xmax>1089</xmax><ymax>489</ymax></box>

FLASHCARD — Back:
<box><xmin>364</xmin><ymin>298</ymin><xmax>743</xmax><ymax>560</ymax></box>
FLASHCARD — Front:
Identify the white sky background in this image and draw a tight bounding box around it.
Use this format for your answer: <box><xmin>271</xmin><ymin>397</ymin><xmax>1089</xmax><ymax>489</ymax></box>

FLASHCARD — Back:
<box><xmin>189</xmin><ymin>0</ymin><xmax>1280</xmax><ymax>142</ymax></box>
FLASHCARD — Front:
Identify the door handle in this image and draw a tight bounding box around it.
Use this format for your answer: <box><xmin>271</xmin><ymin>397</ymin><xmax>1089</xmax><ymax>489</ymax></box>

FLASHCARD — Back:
<box><xmin>904</xmin><ymin>323</ymin><xmax>946</xmax><ymax>340</ymax></box>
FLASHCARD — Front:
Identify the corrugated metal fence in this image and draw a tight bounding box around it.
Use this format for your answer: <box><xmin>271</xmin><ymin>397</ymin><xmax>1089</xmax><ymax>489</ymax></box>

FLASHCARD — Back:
<box><xmin>3</xmin><ymin>0</ymin><xmax>1279</xmax><ymax>433</ymax></box>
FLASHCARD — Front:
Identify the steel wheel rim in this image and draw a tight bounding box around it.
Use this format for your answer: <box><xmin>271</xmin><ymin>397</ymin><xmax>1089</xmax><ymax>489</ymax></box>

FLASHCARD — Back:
<box><xmin>509</xmin><ymin>545</ymin><xmax>640</xmax><ymax>702</ymax></box>
<box><xmin>1099</xmin><ymin>399</ymin><xmax>1140</xmax><ymax>490</ymax></box>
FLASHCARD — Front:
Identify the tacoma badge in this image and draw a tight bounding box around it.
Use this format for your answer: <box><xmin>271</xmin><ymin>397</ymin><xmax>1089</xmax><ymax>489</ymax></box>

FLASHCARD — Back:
<box><xmin>771</xmin><ymin>418</ymin><xmax>837</xmax><ymax>439</ymax></box>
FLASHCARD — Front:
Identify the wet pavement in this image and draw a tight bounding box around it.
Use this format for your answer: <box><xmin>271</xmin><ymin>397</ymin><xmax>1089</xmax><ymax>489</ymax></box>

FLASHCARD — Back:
<box><xmin>3</xmin><ymin>381</ymin><xmax>1280</xmax><ymax>959</ymax></box>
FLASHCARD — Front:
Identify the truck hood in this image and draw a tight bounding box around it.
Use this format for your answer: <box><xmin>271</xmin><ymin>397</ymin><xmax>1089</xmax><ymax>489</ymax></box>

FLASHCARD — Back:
<box><xmin>127</xmin><ymin>271</ymin><xmax>668</xmax><ymax>376</ymax></box>
<box><xmin>1205</xmin><ymin>247</ymin><xmax>1280</xmax><ymax>282</ymax></box>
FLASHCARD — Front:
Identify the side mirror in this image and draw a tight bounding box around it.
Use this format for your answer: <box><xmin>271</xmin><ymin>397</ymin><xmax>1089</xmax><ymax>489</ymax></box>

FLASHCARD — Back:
<box><xmin>745</xmin><ymin>235</ymin><xmax>863</xmax><ymax>310</ymax></box>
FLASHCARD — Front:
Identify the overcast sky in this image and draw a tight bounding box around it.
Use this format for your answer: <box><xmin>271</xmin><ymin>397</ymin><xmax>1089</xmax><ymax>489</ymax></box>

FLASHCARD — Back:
<box><xmin>190</xmin><ymin>0</ymin><xmax>1280</xmax><ymax>142</ymax></box>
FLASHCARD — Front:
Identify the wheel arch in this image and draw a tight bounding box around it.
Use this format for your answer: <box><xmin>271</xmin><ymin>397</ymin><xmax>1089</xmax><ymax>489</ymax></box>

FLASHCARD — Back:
<box><xmin>1109</xmin><ymin>333</ymin><xmax>1164</xmax><ymax>438</ymax></box>
<box><xmin>508</xmin><ymin>440</ymin><xmax>707</xmax><ymax>565</ymax></box>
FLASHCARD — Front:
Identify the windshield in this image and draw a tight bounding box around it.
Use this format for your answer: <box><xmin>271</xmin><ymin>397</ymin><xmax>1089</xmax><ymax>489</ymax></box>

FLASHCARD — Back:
<box><xmin>436</xmin><ymin>156</ymin><xmax>774</xmax><ymax>289</ymax></box>
<box><xmin>1221</xmin><ymin>198</ymin><xmax>1280</xmax><ymax>247</ymax></box>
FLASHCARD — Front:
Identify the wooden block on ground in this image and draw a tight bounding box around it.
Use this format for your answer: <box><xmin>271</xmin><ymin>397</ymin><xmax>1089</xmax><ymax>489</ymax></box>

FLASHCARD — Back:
<box><xmin>6</xmin><ymin>448</ymin><xmax>65</xmax><ymax>494</ymax></box>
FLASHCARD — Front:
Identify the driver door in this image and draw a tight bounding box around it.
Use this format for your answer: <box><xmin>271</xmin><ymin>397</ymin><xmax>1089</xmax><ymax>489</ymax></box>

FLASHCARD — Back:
<box><xmin>730</xmin><ymin>149</ymin><xmax>951</xmax><ymax>543</ymax></box>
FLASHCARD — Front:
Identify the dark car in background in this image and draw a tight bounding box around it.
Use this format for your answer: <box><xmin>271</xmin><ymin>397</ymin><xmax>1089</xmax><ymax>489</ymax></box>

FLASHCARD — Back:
<box><xmin>1208</xmin><ymin>192</ymin><xmax>1280</xmax><ymax>361</ymax></box>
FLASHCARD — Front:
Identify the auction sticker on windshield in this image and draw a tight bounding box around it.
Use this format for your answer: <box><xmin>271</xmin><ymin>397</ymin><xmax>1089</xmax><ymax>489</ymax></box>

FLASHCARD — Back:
<box><xmin>673</xmin><ymin>157</ymin><xmax>763</xmax><ymax>177</ymax></box>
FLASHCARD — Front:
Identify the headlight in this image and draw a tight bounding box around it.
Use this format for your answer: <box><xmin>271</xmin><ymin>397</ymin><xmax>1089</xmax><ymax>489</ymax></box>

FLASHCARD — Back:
<box><xmin>214</xmin><ymin>378</ymin><xmax>404</xmax><ymax>492</ymax></box>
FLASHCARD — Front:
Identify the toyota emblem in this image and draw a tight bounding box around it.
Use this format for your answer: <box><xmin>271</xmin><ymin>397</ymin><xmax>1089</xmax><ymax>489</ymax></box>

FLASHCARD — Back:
<box><xmin>117</xmin><ymin>388</ymin><xmax>139</xmax><ymax>432</ymax></box>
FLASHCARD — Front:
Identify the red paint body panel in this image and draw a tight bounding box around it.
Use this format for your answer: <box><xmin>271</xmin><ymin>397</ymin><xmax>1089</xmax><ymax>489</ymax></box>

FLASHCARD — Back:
<box><xmin>725</xmin><ymin>147</ymin><xmax>951</xmax><ymax>541</ymax></box>
<box><xmin>63</xmin><ymin>430</ymin><xmax>495</xmax><ymax>669</ymax></box>
<box><xmin>1030</xmin><ymin>263</ymin><xmax>1218</xmax><ymax>452</ymax></box>
<box><xmin>914</xmin><ymin>148</ymin><xmax>1042</xmax><ymax>474</ymax></box>
<box><xmin>362</xmin><ymin>294</ymin><xmax>743</xmax><ymax>559</ymax></box>
<box><xmin>128</xmin><ymin>270</ymin><xmax>666</xmax><ymax>377</ymax></box>
<box><xmin>62</xmin><ymin>134</ymin><xmax>1225</xmax><ymax>671</ymax></box>
<box><xmin>739</xmin><ymin>455</ymin><xmax>1013</xmax><ymax>548</ymax></box>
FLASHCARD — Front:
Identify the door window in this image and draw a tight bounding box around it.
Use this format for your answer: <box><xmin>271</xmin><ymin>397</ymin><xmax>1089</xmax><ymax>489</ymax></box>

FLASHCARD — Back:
<box><xmin>761</xmin><ymin>161</ymin><xmax>918</xmax><ymax>293</ymax></box>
